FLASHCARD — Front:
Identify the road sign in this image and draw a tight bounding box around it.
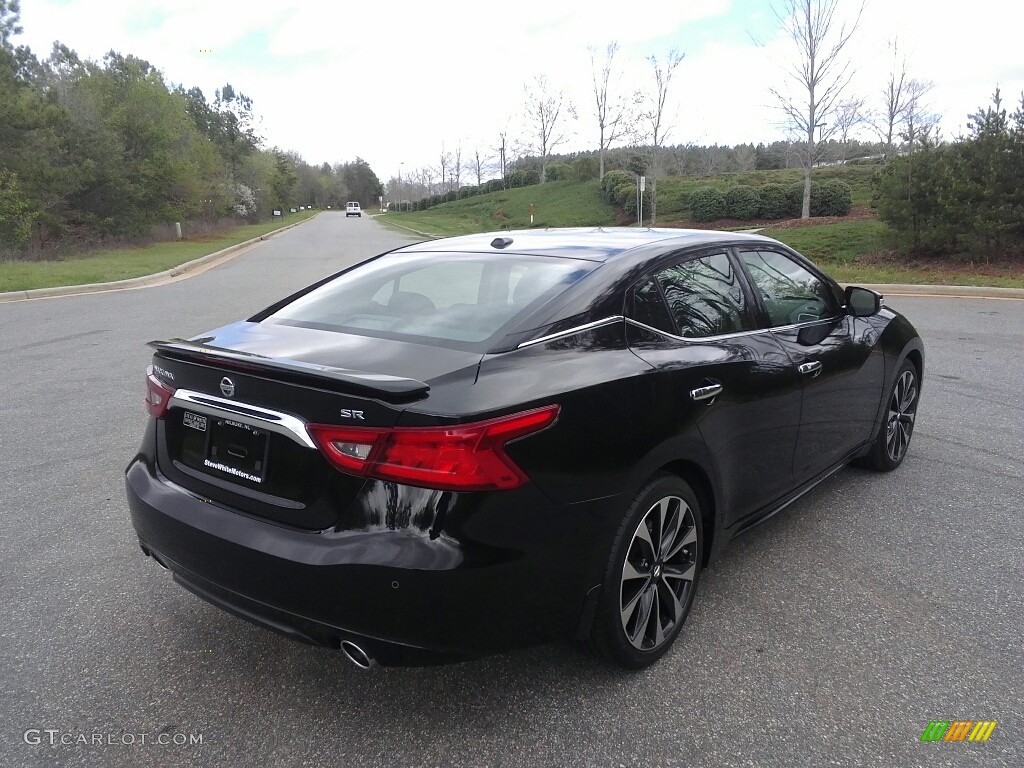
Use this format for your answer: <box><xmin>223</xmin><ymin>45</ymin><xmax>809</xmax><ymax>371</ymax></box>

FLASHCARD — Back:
<box><xmin>639</xmin><ymin>176</ymin><xmax>646</xmax><ymax>192</ymax></box>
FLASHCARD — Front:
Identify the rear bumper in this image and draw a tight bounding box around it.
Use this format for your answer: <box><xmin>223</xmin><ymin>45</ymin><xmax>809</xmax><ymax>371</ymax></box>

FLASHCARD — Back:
<box><xmin>125</xmin><ymin>456</ymin><xmax>604</xmax><ymax>663</ymax></box>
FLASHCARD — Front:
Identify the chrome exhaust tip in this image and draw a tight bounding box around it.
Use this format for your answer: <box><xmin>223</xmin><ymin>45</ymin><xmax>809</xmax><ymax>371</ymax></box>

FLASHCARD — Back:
<box><xmin>340</xmin><ymin>640</ymin><xmax>376</xmax><ymax>669</ymax></box>
<box><xmin>143</xmin><ymin>546</ymin><xmax>170</xmax><ymax>571</ymax></box>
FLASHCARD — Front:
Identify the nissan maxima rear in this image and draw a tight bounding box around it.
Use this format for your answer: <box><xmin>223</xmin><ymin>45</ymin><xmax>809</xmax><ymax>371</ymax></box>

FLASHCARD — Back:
<box><xmin>126</xmin><ymin>228</ymin><xmax>923</xmax><ymax>669</ymax></box>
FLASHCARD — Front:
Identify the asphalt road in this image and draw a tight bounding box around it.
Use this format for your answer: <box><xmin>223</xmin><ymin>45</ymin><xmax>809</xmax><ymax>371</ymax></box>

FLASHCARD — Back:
<box><xmin>1</xmin><ymin>214</ymin><xmax>1021</xmax><ymax>768</ymax></box>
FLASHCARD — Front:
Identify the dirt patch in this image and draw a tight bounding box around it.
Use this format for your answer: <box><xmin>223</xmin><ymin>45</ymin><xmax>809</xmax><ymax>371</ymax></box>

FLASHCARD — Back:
<box><xmin>761</xmin><ymin>206</ymin><xmax>876</xmax><ymax>231</ymax></box>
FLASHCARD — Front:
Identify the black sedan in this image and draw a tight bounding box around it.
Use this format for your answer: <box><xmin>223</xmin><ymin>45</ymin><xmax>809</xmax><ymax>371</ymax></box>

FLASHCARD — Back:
<box><xmin>126</xmin><ymin>227</ymin><xmax>923</xmax><ymax>669</ymax></box>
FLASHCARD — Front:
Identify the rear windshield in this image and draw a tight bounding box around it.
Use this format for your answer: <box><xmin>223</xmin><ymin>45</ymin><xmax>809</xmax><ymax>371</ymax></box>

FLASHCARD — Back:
<box><xmin>265</xmin><ymin>251</ymin><xmax>596</xmax><ymax>348</ymax></box>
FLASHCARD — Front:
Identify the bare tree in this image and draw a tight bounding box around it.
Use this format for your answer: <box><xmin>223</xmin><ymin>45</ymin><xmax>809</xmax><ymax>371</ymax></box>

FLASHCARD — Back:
<box><xmin>641</xmin><ymin>48</ymin><xmax>685</xmax><ymax>224</ymax></box>
<box><xmin>471</xmin><ymin>148</ymin><xmax>489</xmax><ymax>187</ymax></box>
<box><xmin>522</xmin><ymin>75</ymin><xmax>573</xmax><ymax>183</ymax></box>
<box><xmin>833</xmin><ymin>97</ymin><xmax>866</xmax><ymax>161</ymax></box>
<box><xmin>438</xmin><ymin>144</ymin><xmax>452</xmax><ymax>192</ymax></box>
<box><xmin>900</xmin><ymin>79</ymin><xmax>938</xmax><ymax>153</ymax></box>
<box><xmin>874</xmin><ymin>40</ymin><xmax>909</xmax><ymax>158</ymax></box>
<box><xmin>452</xmin><ymin>143</ymin><xmax>463</xmax><ymax>191</ymax></box>
<box><xmin>589</xmin><ymin>42</ymin><xmax>634</xmax><ymax>180</ymax></box>
<box><xmin>770</xmin><ymin>0</ymin><xmax>864</xmax><ymax>218</ymax></box>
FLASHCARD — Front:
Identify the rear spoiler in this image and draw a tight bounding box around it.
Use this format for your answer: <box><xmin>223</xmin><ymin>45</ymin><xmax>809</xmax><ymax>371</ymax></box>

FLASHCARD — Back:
<box><xmin>148</xmin><ymin>339</ymin><xmax>430</xmax><ymax>403</ymax></box>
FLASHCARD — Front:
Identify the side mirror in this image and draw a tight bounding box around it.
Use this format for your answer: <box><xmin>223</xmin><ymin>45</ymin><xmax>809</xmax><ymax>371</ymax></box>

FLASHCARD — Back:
<box><xmin>845</xmin><ymin>286</ymin><xmax>882</xmax><ymax>317</ymax></box>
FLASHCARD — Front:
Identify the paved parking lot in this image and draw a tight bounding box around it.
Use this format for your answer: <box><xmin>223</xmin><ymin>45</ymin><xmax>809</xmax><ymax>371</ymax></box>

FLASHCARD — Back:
<box><xmin>1</xmin><ymin>215</ymin><xmax>1021</xmax><ymax>767</ymax></box>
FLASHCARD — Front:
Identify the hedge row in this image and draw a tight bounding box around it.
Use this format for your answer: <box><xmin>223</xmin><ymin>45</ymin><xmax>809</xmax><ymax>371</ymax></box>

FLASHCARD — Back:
<box><xmin>688</xmin><ymin>180</ymin><xmax>852</xmax><ymax>221</ymax></box>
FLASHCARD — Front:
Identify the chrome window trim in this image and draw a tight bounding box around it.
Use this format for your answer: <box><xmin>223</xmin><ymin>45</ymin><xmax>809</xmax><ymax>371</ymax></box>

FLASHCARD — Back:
<box><xmin>514</xmin><ymin>310</ymin><xmax>845</xmax><ymax>350</ymax></box>
<box><xmin>625</xmin><ymin>317</ymin><xmax>771</xmax><ymax>342</ymax></box>
<box><xmin>516</xmin><ymin>316</ymin><xmax>625</xmax><ymax>349</ymax></box>
<box><xmin>167</xmin><ymin>389</ymin><xmax>316</xmax><ymax>449</ymax></box>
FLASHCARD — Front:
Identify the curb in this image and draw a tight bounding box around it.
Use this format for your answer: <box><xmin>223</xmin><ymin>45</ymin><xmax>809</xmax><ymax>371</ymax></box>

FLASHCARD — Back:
<box><xmin>373</xmin><ymin>218</ymin><xmax>442</xmax><ymax>240</ymax></box>
<box><xmin>0</xmin><ymin>214</ymin><xmax>318</xmax><ymax>304</ymax></box>
<box><xmin>856</xmin><ymin>283</ymin><xmax>1024</xmax><ymax>300</ymax></box>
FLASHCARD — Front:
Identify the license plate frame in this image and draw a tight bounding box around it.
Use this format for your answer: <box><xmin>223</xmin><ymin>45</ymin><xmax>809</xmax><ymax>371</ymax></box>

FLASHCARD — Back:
<box><xmin>202</xmin><ymin>417</ymin><xmax>270</xmax><ymax>485</ymax></box>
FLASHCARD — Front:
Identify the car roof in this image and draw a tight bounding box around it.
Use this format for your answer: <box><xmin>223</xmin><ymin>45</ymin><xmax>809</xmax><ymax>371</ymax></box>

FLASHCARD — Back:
<box><xmin>397</xmin><ymin>227</ymin><xmax>778</xmax><ymax>262</ymax></box>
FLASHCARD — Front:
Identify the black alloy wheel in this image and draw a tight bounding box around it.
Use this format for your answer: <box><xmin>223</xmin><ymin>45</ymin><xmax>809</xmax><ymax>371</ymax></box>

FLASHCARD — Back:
<box><xmin>591</xmin><ymin>474</ymin><xmax>703</xmax><ymax>669</ymax></box>
<box><xmin>863</xmin><ymin>360</ymin><xmax>920</xmax><ymax>471</ymax></box>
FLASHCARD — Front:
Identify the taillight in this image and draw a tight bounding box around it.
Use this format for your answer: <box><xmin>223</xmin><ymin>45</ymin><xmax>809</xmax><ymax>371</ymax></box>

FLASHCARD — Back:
<box><xmin>308</xmin><ymin>405</ymin><xmax>559</xmax><ymax>492</ymax></box>
<box><xmin>145</xmin><ymin>366</ymin><xmax>175</xmax><ymax>418</ymax></box>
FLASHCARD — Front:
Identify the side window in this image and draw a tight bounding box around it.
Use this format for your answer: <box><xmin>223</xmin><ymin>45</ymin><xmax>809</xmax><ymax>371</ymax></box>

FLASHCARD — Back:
<box><xmin>628</xmin><ymin>278</ymin><xmax>674</xmax><ymax>334</ymax></box>
<box><xmin>656</xmin><ymin>252</ymin><xmax>751</xmax><ymax>338</ymax></box>
<box><xmin>739</xmin><ymin>250</ymin><xmax>838</xmax><ymax>327</ymax></box>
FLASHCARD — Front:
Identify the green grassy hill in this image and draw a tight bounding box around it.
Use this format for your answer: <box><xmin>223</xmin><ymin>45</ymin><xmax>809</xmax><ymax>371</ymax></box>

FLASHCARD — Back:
<box><xmin>379</xmin><ymin>165</ymin><xmax>879</xmax><ymax>238</ymax></box>
<box><xmin>377</xmin><ymin>180</ymin><xmax>617</xmax><ymax>237</ymax></box>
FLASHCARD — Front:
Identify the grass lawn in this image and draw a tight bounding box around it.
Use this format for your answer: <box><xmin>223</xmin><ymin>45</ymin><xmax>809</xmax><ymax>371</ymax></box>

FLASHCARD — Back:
<box><xmin>0</xmin><ymin>209</ymin><xmax>319</xmax><ymax>293</ymax></box>
<box><xmin>766</xmin><ymin>219</ymin><xmax>1024</xmax><ymax>288</ymax></box>
<box><xmin>764</xmin><ymin>220</ymin><xmax>891</xmax><ymax>262</ymax></box>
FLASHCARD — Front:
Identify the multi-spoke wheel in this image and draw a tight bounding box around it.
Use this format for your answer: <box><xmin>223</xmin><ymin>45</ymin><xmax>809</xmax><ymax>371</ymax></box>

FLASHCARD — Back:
<box><xmin>863</xmin><ymin>360</ymin><xmax>920</xmax><ymax>471</ymax></box>
<box><xmin>590</xmin><ymin>474</ymin><xmax>703</xmax><ymax>669</ymax></box>
<box><xmin>620</xmin><ymin>496</ymin><xmax>698</xmax><ymax>651</ymax></box>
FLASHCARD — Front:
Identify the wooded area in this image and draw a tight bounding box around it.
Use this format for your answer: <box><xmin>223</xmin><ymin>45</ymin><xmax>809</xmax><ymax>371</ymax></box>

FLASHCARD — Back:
<box><xmin>0</xmin><ymin>1</ymin><xmax>383</xmax><ymax>258</ymax></box>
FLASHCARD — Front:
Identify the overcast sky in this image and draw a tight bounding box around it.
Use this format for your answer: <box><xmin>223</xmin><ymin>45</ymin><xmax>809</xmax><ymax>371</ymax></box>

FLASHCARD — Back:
<box><xmin>17</xmin><ymin>0</ymin><xmax>1024</xmax><ymax>182</ymax></box>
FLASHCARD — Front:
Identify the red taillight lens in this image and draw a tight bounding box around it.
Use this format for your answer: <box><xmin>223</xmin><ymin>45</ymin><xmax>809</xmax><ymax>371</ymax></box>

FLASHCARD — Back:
<box><xmin>145</xmin><ymin>367</ymin><xmax>175</xmax><ymax>418</ymax></box>
<box><xmin>308</xmin><ymin>405</ymin><xmax>559</xmax><ymax>492</ymax></box>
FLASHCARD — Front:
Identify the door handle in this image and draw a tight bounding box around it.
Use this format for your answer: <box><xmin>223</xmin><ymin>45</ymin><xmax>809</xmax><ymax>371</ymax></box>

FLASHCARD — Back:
<box><xmin>690</xmin><ymin>383</ymin><xmax>723</xmax><ymax>402</ymax></box>
<box><xmin>798</xmin><ymin>360</ymin><xmax>823</xmax><ymax>377</ymax></box>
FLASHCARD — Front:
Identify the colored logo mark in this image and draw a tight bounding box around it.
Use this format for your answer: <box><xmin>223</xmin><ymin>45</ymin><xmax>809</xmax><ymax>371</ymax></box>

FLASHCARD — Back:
<box><xmin>920</xmin><ymin>720</ymin><xmax>997</xmax><ymax>742</ymax></box>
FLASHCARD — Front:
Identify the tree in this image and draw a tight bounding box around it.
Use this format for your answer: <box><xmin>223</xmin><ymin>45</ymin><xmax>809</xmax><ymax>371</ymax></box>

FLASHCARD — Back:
<box><xmin>641</xmin><ymin>48</ymin><xmax>684</xmax><ymax>224</ymax></box>
<box><xmin>589</xmin><ymin>42</ymin><xmax>634</xmax><ymax>180</ymax></box>
<box><xmin>213</xmin><ymin>83</ymin><xmax>260</xmax><ymax>178</ymax></box>
<box><xmin>0</xmin><ymin>169</ymin><xmax>35</xmax><ymax>250</ymax></box>
<box><xmin>471</xmin><ymin>147</ymin><xmax>489</xmax><ymax>186</ymax></box>
<box><xmin>833</xmin><ymin>97</ymin><xmax>866</xmax><ymax>161</ymax></box>
<box><xmin>452</xmin><ymin>143</ymin><xmax>463</xmax><ymax>190</ymax></box>
<box><xmin>899</xmin><ymin>78</ymin><xmax>936</xmax><ymax>152</ymax></box>
<box><xmin>340</xmin><ymin>157</ymin><xmax>383</xmax><ymax>206</ymax></box>
<box><xmin>0</xmin><ymin>0</ymin><xmax>21</xmax><ymax>48</ymax></box>
<box><xmin>495</xmin><ymin>127</ymin><xmax>511</xmax><ymax>184</ymax></box>
<box><xmin>770</xmin><ymin>0</ymin><xmax>864</xmax><ymax>218</ymax></box>
<box><xmin>873</xmin><ymin>88</ymin><xmax>1024</xmax><ymax>258</ymax></box>
<box><xmin>270</xmin><ymin>149</ymin><xmax>297</xmax><ymax>209</ymax></box>
<box><xmin>522</xmin><ymin>75</ymin><xmax>573</xmax><ymax>183</ymax></box>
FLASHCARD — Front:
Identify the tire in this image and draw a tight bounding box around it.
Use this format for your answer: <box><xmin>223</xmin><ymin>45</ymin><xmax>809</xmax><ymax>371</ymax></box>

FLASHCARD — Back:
<box><xmin>589</xmin><ymin>474</ymin><xmax>703</xmax><ymax>669</ymax></box>
<box><xmin>862</xmin><ymin>360</ymin><xmax>920</xmax><ymax>471</ymax></box>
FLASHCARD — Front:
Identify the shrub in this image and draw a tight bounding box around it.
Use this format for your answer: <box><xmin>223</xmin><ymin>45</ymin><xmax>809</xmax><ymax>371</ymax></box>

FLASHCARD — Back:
<box><xmin>787</xmin><ymin>182</ymin><xmax>809</xmax><ymax>217</ymax></box>
<box><xmin>544</xmin><ymin>163</ymin><xmax>572</xmax><ymax>182</ymax></box>
<box><xmin>615</xmin><ymin>181</ymin><xmax>636</xmax><ymax>206</ymax></box>
<box><xmin>724</xmin><ymin>185</ymin><xmax>761</xmax><ymax>220</ymax></box>
<box><xmin>814</xmin><ymin>180</ymin><xmax>853</xmax><ymax>216</ymax></box>
<box><xmin>483</xmin><ymin>178</ymin><xmax>505</xmax><ymax>193</ymax></box>
<box><xmin>601</xmin><ymin>170</ymin><xmax>632</xmax><ymax>201</ymax></box>
<box><xmin>759</xmin><ymin>183</ymin><xmax>790</xmax><ymax>219</ymax></box>
<box><xmin>624</xmin><ymin>191</ymin><xmax>640</xmax><ymax>217</ymax></box>
<box><xmin>688</xmin><ymin>187</ymin><xmax>727</xmax><ymax>222</ymax></box>
<box><xmin>507</xmin><ymin>170</ymin><xmax>540</xmax><ymax>188</ymax></box>
<box><xmin>572</xmin><ymin>156</ymin><xmax>599</xmax><ymax>181</ymax></box>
